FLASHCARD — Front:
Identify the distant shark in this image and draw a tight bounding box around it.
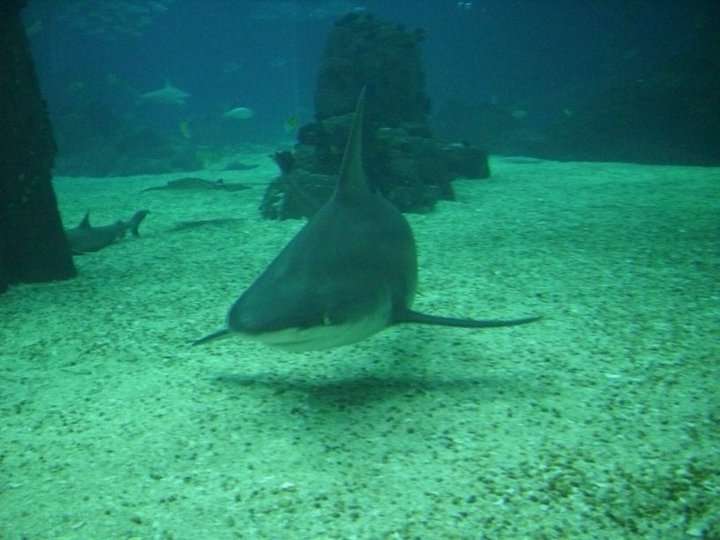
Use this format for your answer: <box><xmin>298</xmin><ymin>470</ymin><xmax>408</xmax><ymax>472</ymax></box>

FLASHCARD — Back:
<box><xmin>65</xmin><ymin>210</ymin><xmax>149</xmax><ymax>254</ymax></box>
<box><xmin>194</xmin><ymin>88</ymin><xmax>539</xmax><ymax>352</ymax></box>
<box><xmin>140</xmin><ymin>178</ymin><xmax>250</xmax><ymax>193</ymax></box>
<box><xmin>138</xmin><ymin>82</ymin><xmax>189</xmax><ymax>106</ymax></box>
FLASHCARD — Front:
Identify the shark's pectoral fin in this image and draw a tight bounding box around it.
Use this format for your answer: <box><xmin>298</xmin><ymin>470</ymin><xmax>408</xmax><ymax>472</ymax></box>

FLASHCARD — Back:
<box><xmin>193</xmin><ymin>328</ymin><xmax>232</xmax><ymax>346</ymax></box>
<box><xmin>397</xmin><ymin>310</ymin><xmax>541</xmax><ymax>328</ymax></box>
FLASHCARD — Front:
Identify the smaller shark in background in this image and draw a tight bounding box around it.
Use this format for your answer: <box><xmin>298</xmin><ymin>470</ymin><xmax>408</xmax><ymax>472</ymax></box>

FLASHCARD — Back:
<box><xmin>65</xmin><ymin>210</ymin><xmax>149</xmax><ymax>254</ymax></box>
<box><xmin>140</xmin><ymin>177</ymin><xmax>250</xmax><ymax>193</ymax></box>
<box><xmin>138</xmin><ymin>82</ymin><xmax>189</xmax><ymax>106</ymax></box>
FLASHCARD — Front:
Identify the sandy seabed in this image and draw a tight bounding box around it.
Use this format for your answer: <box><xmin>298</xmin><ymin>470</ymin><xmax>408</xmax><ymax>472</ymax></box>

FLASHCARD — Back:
<box><xmin>1</xmin><ymin>153</ymin><xmax>719</xmax><ymax>539</ymax></box>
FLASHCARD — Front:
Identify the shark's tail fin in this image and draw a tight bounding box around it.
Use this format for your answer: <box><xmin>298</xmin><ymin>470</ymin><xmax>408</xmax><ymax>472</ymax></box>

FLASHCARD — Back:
<box><xmin>399</xmin><ymin>310</ymin><xmax>541</xmax><ymax>328</ymax></box>
<box><xmin>128</xmin><ymin>209</ymin><xmax>150</xmax><ymax>237</ymax></box>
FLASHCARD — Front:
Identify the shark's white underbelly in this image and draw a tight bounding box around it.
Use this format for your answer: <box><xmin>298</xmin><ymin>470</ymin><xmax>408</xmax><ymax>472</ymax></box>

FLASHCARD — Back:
<box><xmin>239</xmin><ymin>297</ymin><xmax>393</xmax><ymax>352</ymax></box>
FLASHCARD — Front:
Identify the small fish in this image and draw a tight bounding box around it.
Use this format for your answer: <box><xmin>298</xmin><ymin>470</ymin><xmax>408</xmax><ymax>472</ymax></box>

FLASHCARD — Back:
<box><xmin>67</xmin><ymin>80</ymin><xmax>86</xmax><ymax>95</ymax></box>
<box><xmin>222</xmin><ymin>61</ymin><xmax>243</xmax><ymax>74</ymax></box>
<box><xmin>284</xmin><ymin>114</ymin><xmax>299</xmax><ymax>134</ymax></box>
<box><xmin>179</xmin><ymin>120</ymin><xmax>192</xmax><ymax>139</ymax></box>
<box><xmin>223</xmin><ymin>107</ymin><xmax>254</xmax><ymax>120</ymax></box>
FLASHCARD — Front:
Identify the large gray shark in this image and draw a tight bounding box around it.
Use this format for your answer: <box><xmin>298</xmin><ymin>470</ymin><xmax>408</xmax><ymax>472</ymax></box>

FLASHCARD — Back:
<box><xmin>138</xmin><ymin>82</ymin><xmax>189</xmax><ymax>106</ymax></box>
<box><xmin>66</xmin><ymin>210</ymin><xmax>149</xmax><ymax>254</ymax></box>
<box><xmin>194</xmin><ymin>88</ymin><xmax>539</xmax><ymax>352</ymax></box>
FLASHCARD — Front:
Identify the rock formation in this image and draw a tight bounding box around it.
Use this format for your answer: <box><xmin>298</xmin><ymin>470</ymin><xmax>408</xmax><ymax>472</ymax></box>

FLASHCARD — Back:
<box><xmin>261</xmin><ymin>12</ymin><xmax>489</xmax><ymax>219</ymax></box>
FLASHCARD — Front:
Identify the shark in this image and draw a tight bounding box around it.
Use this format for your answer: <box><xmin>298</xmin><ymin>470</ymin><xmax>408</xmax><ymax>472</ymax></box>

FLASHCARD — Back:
<box><xmin>169</xmin><ymin>218</ymin><xmax>244</xmax><ymax>233</ymax></box>
<box><xmin>194</xmin><ymin>87</ymin><xmax>539</xmax><ymax>352</ymax></box>
<box><xmin>140</xmin><ymin>178</ymin><xmax>250</xmax><ymax>193</ymax></box>
<box><xmin>65</xmin><ymin>210</ymin><xmax>149</xmax><ymax>254</ymax></box>
<box><xmin>138</xmin><ymin>82</ymin><xmax>189</xmax><ymax>106</ymax></box>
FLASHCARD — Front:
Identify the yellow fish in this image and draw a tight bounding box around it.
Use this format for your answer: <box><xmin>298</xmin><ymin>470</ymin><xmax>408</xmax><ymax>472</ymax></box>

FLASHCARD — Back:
<box><xmin>284</xmin><ymin>114</ymin><xmax>299</xmax><ymax>133</ymax></box>
<box><xmin>179</xmin><ymin>120</ymin><xmax>192</xmax><ymax>139</ymax></box>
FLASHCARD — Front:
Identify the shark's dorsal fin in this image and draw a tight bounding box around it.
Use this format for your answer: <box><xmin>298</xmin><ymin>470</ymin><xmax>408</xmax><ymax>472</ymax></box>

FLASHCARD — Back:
<box><xmin>78</xmin><ymin>211</ymin><xmax>91</xmax><ymax>229</ymax></box>
<box><xmin>335</xmin><ymin>86</ymin><xmax>370</xmax><ymax>203</ymax></box>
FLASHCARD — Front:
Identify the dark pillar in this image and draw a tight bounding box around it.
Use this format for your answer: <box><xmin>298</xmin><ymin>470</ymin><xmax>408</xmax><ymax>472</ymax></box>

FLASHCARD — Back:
<box><xmin>0</xmin><ymin>0</ymin><xmax>76</xmax><ymax>294</ymax></box>
<box><xmin>260</xmin><ymin>12</ymin><xmax>489</xmax><ymax>220</ymax></box>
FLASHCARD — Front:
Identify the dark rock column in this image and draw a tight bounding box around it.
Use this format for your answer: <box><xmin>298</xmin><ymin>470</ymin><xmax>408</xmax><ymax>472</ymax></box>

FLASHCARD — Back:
<box><xmin>260</xmin><ymin>12</ymin><xmax>489</xmax><ymax>220</ymax></box>
<box><xmin>0</xmin><ymin>0</ymin><xmax>76</xmax><ymax>294</ymax></box>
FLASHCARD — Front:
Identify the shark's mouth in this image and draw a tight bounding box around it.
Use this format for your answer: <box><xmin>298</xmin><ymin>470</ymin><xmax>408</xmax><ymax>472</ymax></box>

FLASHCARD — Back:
<box><xmin>239</xmin><ymin>302</ymin><xmax>393</xmax><ymax>352</ymax></box>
